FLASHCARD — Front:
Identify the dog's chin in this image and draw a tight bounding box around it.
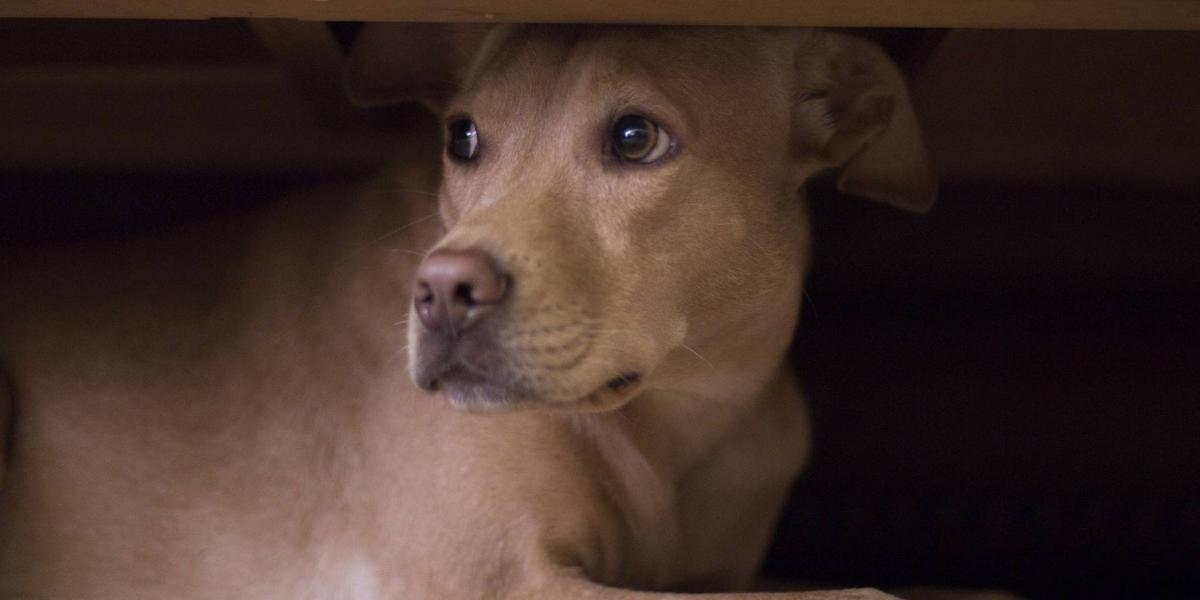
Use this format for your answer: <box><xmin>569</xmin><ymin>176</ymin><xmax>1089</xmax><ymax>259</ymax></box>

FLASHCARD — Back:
<box><xmin>423</xmin><ymin>368</ymin><xmax>645</xmax><ymax>414</ymax></box>
<box><xmin>438</xmin><ymin>373</ymin><xmax>533</xmax><ymax>413</ymax></box>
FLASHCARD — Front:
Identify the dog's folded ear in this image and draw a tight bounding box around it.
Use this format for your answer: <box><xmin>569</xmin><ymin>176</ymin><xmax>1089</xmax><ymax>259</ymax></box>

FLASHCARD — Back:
<box><xmin>343</xmin><ymin>23</ymin><xmax>491</xmax><ymax>110</ymax></box>
<box><xmin>799</xmin><ymin>32</ymin><xmax>938</xmax><ymax>213</ymax></box>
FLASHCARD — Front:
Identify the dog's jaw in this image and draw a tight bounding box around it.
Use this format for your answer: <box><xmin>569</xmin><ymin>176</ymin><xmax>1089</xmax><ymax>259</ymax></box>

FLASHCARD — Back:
<box><xmin>412</xmin><ymin>356</ymin><xmax>651</xmax><ymax>415</ymax></box>
<box><xmin>434</xmin><ymin>371</ymin><xmax>647</xmax><ymax>414</ymax></box>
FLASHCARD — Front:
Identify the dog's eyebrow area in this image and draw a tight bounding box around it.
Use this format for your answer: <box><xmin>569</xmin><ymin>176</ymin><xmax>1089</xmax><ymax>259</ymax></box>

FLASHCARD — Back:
<box><xmin>451</xmin><ymin>28</ymin><xmax>702</xmax><ymax>144</ymax></box>
<box><xmin>596</xmin><ymin>82</ymin><xmax>695</xmax><ymax>142</ymax></box>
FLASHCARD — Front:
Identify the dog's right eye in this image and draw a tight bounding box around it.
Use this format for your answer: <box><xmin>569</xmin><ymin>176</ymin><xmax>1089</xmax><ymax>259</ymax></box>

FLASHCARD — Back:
<box><xmin>610</xmin><ymin>115</ymin><xmax>673</xmax><ymax>164</ymax></box>
<box><xmin>447</xmin><ymin>119</ymin><xmax>479</xmax><ymax>162</ymax></box>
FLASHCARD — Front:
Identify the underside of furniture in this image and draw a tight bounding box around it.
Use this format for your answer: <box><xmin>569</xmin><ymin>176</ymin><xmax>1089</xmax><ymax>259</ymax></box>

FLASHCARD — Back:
<box><xmin>3</xmin><ymin>0</ymin><xmax>1200</xmax><ymax>29</ymax></box>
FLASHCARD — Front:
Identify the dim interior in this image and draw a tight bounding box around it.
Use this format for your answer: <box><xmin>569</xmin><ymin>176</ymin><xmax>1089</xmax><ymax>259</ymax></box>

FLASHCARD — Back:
<box><xmin>2</xmin><ymin>19</ymin><xmax>1198</xmax><ymax>600</ymax></box>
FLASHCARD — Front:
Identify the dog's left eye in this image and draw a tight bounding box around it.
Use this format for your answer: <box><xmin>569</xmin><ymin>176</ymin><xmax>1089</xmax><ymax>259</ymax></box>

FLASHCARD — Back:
<box><xmin>448</xmin><ymin>118</ymin><xmax>480</xmax><ymax>162</ymax></box>
<box><xmin>611</xmin><ymin>115</ymin><xmax>673</xmax><ymax>164</ymax></box>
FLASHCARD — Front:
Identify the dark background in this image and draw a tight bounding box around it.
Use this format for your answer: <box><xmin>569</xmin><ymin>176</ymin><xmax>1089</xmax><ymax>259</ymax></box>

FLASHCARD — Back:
<box><xmin>2</xmin><ymin>19</ymin><xmax>1198</xmax><ymax>599</ymax></box>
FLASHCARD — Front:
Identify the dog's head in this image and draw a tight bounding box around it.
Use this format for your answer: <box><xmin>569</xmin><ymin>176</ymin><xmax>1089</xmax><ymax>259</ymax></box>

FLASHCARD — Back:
<box><xmin>346</xmin><ymin>25</ymin><xmax>934</xmax><ymax>412</ymax></box>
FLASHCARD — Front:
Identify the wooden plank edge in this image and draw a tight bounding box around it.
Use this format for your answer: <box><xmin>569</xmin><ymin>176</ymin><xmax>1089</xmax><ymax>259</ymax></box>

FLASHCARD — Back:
<box><xmin>2</xmin><ymin>0</ymin><xmax>1200</xmax><ymax>30</ymax></box>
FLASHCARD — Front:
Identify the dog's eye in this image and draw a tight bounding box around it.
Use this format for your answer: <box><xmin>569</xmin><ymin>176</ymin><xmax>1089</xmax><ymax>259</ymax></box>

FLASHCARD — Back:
<box><xmin>448</xmin><ymin>119</ymin><xmax>479</xmax><ymax>161</ymax></box>
<box><xmin>611</xmin><ymin>115</ymin><xmax>672</xmax><ymax>164</ymax></box>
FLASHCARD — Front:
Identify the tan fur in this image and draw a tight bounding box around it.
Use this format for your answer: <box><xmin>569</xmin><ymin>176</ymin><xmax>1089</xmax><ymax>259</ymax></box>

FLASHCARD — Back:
<box><xmin>0</xmin><ymin>26</ymin><xmax>933</xmax><ymax>599</ymax></box>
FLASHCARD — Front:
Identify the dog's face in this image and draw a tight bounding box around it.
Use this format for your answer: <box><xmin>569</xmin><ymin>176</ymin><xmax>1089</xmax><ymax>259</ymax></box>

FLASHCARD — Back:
<box><xmin>346</xmin><ymin>26</ymin><xmax>934</xmax><ymax>412</ymax></box>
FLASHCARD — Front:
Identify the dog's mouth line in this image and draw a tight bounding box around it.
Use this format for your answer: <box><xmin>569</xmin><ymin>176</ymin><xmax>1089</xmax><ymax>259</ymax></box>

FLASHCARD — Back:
<box><xmin>420</xmin><ymin>361</ymin><xmax>509</xmax><ymax>394</ymax></box>
<box><xmin>604</xmin><ymin>372</ymin><xmax>641</xmax><ymax>393</ymax></box>
<box><xmin>414</xmin><ymin>333</ymin><xmax>644</xmax><ymax>401</ymax></box>
<box><xmin>571</xmin><ymin>371</ymin><xmax>644</xmax><ymax>411</ymax></box>
<box><xmin>425</xmin><ymin>363</ymin><xmax>645</xmax><ymax>409</ymax></box>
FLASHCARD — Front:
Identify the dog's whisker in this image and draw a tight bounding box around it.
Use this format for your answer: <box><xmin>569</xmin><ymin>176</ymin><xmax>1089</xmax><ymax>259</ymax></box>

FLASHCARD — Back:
<box><xmin>748</xmin><ymin>237</ymin><xmax>771</xmax><ymax>259</ymax></box>
<box><xmin>389</xmin><ymin>248</ymin><xmax>427</xmax><ymax>257</ymax></box>
<box><xmin>680</xmin><ymin>343</ymin><xmax>717</xmax><ymax>372</ymax></box>
<box><xmin>372</xmin><ymin>211</ymin><xmax>440</xmax><ymax>244</ymax></box>
<box><xmin>329</xmin><ymin>210</ymin><xmax>441</xmax><ymax>271</ymax></box>
<box><xmin>367</xmin><ymin>186</ymin><xmax>441</xmax><ymax>199</ymax></box>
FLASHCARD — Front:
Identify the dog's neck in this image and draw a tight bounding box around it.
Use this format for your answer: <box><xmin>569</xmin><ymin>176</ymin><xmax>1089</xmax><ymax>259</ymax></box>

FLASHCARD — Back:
<box><xmin>559</xmin><ymin>361</ymin><xmax>799</xmax><ymax>586</ymax></box>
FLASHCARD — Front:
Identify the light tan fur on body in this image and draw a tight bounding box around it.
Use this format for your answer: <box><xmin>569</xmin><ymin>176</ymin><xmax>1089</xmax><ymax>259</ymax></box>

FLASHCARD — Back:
<box><xmin>0</xmin><ymin>26</ymin><xmax>933</xmax><ymax>599</ymax></box>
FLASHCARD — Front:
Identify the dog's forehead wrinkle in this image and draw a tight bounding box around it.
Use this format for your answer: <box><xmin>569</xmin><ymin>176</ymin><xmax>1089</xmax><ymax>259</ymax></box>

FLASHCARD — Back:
<box><xmin>460</xmin><ymin>28</ymin><xmax>595</xmax><ymax>118</ymax></box>
<box><xmin>460</xmin><ymin>25</ymin><xmax>572</xmax><ymax>95</ymax></box>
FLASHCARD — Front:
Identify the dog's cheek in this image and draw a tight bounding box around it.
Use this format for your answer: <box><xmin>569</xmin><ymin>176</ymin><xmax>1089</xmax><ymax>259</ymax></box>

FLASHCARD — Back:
<box><xmin>438</xmin><ymin>194</ymin><xmax>462</xmax><ymax>230</ymax></box>
<box><xmin>437</xmin><ymin>174</ymin><xmax>485</xmax><ymax>230</ymax></box>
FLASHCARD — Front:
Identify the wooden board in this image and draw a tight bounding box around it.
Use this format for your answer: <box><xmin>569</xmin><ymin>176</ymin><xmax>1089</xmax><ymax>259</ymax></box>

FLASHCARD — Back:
<box><xmin>3</xmin><ymin>0</ymin><xmax>1200</xmax><ymax>30</ymax></box>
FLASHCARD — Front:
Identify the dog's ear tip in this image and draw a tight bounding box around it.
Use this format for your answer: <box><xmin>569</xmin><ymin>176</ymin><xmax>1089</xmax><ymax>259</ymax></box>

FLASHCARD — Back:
<box><xmin>837</xmin><ymin>167</ymin><xmax>939</xmax><ymax>213</ymax></box>
<box><xmin>812</xmin><ymin>31</ymin><xmax>937</xmax><ymax>214</ymax></box>
<box><xmin>905</xmin><ymin>191</ymin><xmax>939</xmax><ymax>214</ymax></box>
<box><xmin>900</xmin><ymin>173</ymin><xmax>939</xmax><ymax>213</ymax></box>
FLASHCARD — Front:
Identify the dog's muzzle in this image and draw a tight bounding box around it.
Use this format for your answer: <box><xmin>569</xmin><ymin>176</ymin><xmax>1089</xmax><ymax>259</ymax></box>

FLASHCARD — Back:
<box><xmin>410</xmin><ymin>247</ymin><xmax>513</xmax><ymax>393</ymax></box>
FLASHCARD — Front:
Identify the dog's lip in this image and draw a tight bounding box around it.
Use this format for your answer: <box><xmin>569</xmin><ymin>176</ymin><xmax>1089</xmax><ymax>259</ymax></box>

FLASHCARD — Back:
<box><xmin>424</xmin><ymin>362</ymin><xmax>514</xmax><ymax>395</ymax></box>
<box><xmin>444</xmin><ymin>376</ymin><xmax>532</xmax><ymax>412</ymax></box>
<box><xmin>423</xmin><ymin>363</ymin><xmax>646</xmax><ymax>413</ymax></box>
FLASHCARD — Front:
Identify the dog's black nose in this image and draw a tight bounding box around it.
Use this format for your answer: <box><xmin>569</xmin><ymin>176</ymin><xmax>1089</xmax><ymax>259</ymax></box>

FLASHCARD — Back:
<box><xmin>414</xmin><ymin>248</ymin><xmax>507</xmax><ymax>334</ymax></box>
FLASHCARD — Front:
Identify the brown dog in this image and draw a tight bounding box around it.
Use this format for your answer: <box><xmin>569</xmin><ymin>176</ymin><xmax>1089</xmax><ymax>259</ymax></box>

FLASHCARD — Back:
<box><xmin>0</xmin><ymin>25</ymin><xmax>933</xmax><ymax>598</ymax></box>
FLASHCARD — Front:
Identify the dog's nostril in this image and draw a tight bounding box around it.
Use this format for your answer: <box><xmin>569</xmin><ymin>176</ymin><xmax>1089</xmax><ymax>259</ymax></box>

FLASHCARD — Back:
<box><xmin>413</xmin><ymin>248</ymin><xmax>508</xmax><ymax>333</ymax></box>
<box><xmin>454</xmin><ymin>283</ymin><xmax>475</xmax><ymax>306</ymax></box>
<box><xmin>416</xmin><ymin>281</ymin><xmax>435</xmax><ymax>303</ymax></box>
